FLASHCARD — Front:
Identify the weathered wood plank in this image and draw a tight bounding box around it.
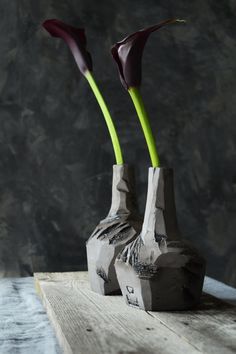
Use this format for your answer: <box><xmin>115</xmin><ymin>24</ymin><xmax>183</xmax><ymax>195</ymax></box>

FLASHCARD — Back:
<box><xmin>34</xmin><ymin>272</ymin><xmax>236</xmax><ymax>354</ymax></box>
<box><xmin>149</xmin><ymin>293</ymin><xmax>236</xmax><ymax>354</ymax></box>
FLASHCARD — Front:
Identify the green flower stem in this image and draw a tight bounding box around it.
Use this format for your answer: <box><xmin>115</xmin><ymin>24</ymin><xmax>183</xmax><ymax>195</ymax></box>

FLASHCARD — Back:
<box><xmin>129</xmin><ymin>87</ymin><xmax>160</xmax><ymax>167</ymax></box>
<box><xmin>85</xmin><ymin>71</ymin><xmax>123</xmax><ymax>165</ymax></box>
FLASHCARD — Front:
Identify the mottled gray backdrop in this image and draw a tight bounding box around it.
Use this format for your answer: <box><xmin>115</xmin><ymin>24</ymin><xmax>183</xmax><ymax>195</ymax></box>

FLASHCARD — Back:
<box><xmin>0</xmin><ymin>0</ymin><xmax>235</xmax><ymax>286</ymax></box>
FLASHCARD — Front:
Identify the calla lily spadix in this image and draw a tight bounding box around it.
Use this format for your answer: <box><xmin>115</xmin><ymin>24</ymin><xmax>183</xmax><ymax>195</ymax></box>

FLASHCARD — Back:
<box><xmin>111</xmin><ymin>18</ymin><xmax>186</xmax><ymax>167</ymax></box>
<box><xmin>43</xmin><ymin>19</ymin><xmax>123</xmax><ymax>165</ymax></box>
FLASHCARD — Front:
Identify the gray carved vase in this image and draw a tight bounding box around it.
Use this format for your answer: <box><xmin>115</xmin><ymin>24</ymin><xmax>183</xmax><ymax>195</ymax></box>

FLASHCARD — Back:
<box><xmin>115</xmin><ymin>167</ymin><xmax>206</xmax><ymax>311</ymax></box>
<box><xmin>86</xmin><ymin>164</ymin><xmax>142</xmax><ymax>295</ymax></box>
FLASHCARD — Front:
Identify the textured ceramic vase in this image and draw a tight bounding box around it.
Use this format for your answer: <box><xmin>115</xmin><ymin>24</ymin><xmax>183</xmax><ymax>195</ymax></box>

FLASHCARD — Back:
<box><xmin>86</xmin><ymin>164</ymin><xmax>142</xmax><ymax>295</ymax></box>
<box><xmin>115</xmin><ymin>167</ymin><xmax>206</xmax><ymax>311</ymax></box>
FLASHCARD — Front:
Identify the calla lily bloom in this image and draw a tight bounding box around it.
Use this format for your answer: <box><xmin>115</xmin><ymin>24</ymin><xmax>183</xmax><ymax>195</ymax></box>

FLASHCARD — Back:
<box><xmin>43</xmin><ymin>19</ymin><xmax>92</xmax><ymax>76</ymax></box>
<box><xmin>111</xmin><ymin>18</ymin><xmax>185</xmax><ymax>90</ymax></box>
<box><xmin>43</xmin><ymin>19</ymin><xmax>123</xmax><ymax>165</ymax></box>
<box><xmin>111</xmin><ymin>18</ymin><xmax>185</xmax><ymax>167</ymax></box>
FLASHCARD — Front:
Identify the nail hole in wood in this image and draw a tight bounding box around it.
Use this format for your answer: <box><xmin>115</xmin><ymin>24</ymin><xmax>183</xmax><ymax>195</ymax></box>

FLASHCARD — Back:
<box><xmin>183</xmin><ymin>322</ymin><xmax>189</xmax><ymax>326</ymax></box>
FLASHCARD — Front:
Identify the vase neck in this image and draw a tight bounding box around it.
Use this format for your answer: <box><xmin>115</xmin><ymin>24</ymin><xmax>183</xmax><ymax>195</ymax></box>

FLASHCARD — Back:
<box><xmin>141</xmin><ymin>167</ymin><xmax>179</xmax><ymax>244</ymax></box>
<box><xmin>108</xmin><ymin>164</ymin><xmax>138</xmax><ymax>218</ymax></box>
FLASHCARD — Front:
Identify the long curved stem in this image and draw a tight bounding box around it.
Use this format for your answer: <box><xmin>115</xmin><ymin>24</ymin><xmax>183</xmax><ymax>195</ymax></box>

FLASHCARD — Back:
<box><xmin>85</xmin><ymin>71</ymin><xmax>123</xmax><ymax>165</ymax></box>
<box><xmin>128</xmin><ymin>87</ymin><xmax>160</xmax><ymax>167</ymax></box>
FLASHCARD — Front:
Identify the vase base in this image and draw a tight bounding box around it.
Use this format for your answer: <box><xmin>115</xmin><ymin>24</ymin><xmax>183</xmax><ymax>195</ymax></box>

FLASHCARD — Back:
<box><xmin>115</xmin><ymin>237</ymin><xmax>206</xmax><ymax>311</ymax></box>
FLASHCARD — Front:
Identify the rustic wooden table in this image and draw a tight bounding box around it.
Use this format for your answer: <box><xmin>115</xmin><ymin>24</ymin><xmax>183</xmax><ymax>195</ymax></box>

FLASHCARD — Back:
<box><xmin>34</xmin><ymin>272</ymin><xmax>236</xmax><ymax>354</ymax></box>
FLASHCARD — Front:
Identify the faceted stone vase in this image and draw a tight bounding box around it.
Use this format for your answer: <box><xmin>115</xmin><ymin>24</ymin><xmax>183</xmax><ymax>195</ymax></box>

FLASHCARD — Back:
<box><xmin>115</xmin><ymin>167</ymin><xmax>206</xmax><ymax>311</ymax></box>
<box><xmin>86</xmin><ymin>164</ymin><xmax>142</xmax><ymax>295</ymax></box>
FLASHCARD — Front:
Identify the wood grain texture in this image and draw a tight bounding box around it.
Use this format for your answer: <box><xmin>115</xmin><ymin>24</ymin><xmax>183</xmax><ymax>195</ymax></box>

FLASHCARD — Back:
<box><xmin>34</xmin><ymin>272</ymin><xmax>236</xmax><ymax>354</ymax></box>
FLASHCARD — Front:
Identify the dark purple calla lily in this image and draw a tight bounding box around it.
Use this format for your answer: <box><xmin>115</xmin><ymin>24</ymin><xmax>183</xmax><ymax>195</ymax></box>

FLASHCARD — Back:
<box><xmin>43</xmin><ymin>19</ymin><xmax>92</xmax><ymax>75</ymax></box>
<box><xmin>111</xmin><ymin>18</ymin><xmax>185</xmax><ymax>89</ymax></box>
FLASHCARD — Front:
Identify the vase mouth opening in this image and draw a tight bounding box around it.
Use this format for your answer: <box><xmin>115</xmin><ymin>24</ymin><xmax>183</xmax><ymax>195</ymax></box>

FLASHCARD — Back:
<box><xmin>113</xmin><ymin>163</ymin><xmax>128</xmax><ymax>167</ymax></box>
<box><xmin>113</xmin><ymin>163</ymin><xmax>135</xmax><ymax>171</ymax></box>
<box><xmin>148</xmin><ymin>166</ymin><xmax>173</xmax><ymax>171</ymax></box>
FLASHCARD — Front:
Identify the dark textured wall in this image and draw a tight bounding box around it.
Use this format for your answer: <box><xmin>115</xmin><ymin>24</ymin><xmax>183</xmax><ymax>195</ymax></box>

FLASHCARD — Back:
<box><xmin>0</xmin><ymin>0</ymin><xmax>235</xmax><ymax>286</ymax></box>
